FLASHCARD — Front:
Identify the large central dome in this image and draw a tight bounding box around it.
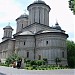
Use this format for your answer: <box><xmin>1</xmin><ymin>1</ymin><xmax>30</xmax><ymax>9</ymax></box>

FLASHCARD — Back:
<box><xmin>27</xmin><ymin>0</ymin><xmax>51</xmax><ymax>25</ymax></box>
<box><xmin>33</xmin><ymin>0</ymin><xmax>46</xmax><ymax>4</ymax></box>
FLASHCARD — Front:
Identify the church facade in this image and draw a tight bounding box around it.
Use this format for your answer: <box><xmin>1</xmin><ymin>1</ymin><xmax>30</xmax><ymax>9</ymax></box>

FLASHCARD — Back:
<box><xmin>0</xmin><ymin>0</ymin><xmax>68</xmax><ymax>65</ymax></box>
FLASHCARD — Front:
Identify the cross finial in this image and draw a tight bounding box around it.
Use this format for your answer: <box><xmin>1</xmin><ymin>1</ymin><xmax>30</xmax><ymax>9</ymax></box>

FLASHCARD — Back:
<box><xmin>24</xmin><ymin>9</ymin><xmax>27</xmax><ymax>15</ymax></box>
<box><xmin>55</xmin><ymin>19</ymin><xmax>59</xmax><ymax>25</ymax></box>
<box><xmin>8</xmin><ymin>22</ymin><xmax>10</xmax><ymax>26</ymax></box>
<box><xmin>35</xmin><ymin>0</ymin><xmax>41</xmax><ymax>1</ymax></box>
<box><xmin>38</xmin><ymin>0</ymin><xmax>41</xmax><ymax>1</ymax></box>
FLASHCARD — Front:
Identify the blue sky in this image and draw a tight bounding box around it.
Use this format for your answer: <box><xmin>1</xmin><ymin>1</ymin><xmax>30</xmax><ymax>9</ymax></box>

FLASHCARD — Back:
<box><xmin>0</xmin><ymin>0</ymin><xmax>74</xmax><ymax>42</ymax></box>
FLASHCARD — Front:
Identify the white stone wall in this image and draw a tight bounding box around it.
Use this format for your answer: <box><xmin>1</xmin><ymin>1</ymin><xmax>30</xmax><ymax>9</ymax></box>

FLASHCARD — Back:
<box><xmin>0</xmin><ymin>41</ymin><xmax>8</xmax><ymax>59</ymax></box>
<box><xmin>35</xmin><ymin>33</ymin><xmax>67</xmax><ymax>65</ymax></box>
<box><xmin>7</xmin><ymin>40</ymin><xmax>15</xmax><ymax>56</ymax></box>
<box><xmin>15</xmin><ymin>36</ymin><xmax>35</xmax><ymax>60</ymax></box>
<box><xmin>0</xmin><ymin>40</ymin><xmax>15</xmax><ymax>63</ymax></box>
<box><xmin>14</xmin><ymin>31</ymin><xmax>67</xmax><ymax>65</ymax></box>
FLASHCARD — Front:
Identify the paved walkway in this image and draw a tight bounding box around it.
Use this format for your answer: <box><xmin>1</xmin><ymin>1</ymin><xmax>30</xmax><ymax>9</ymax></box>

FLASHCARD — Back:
<box><xmin>0</xmin><ymin>66</ymin><xmax>75</xmax><ymax>75</ymax></box>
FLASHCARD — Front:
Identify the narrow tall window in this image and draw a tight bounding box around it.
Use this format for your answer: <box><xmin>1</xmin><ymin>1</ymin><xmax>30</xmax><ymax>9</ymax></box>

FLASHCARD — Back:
<box><xmin>34</xmin><ymin>8</ymin><xmax>35</xmax><ymax>22</ymax></box>
<box><xmin>27</xmin><ymin>52</ymin><xmax>29</xmax><ymax>58</ymax></box>
<box><xmin>22</xmin><ymin>24</ymin><xmax>23</xmax><ymax>28</ymax></box>
<box><xmin>46</xmin><ymin>41</ymin><xmax>48</xmax><ymax>45</ymax></box>
<box><xmin>24</xmin><ymin>42</ymin><xmax>25</xmax><ymax>45</ymax></box>
<box><xmin>39</xmin><ymin>8</ymin><xmax>40</xmax><ymax>23</ymax></box>
<box><xmin>62</xmin><ymin>52</ymin><xmax>64</xmax><ymax>58</ymax></box>
<box><xmin>38</xmin><ymin>55</ymin><xmax>41</xmax><ymax>60</ymax></box>
<box><xmin>6</xmin><ymin>31</ymin><xmax>7</xmax><ymax>37</ymax></box>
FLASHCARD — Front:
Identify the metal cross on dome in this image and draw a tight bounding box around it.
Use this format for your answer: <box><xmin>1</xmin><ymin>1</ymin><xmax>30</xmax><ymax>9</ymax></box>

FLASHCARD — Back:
<box><xmin>8</xmin><ymin>22</ymin><xmax>10</xmax><ymax>26</ymax></box>
<box><xmin>24</xmin><ymin>9</ymin><xmax>27</xmax><ymax>15</ymax></box>
<box><xmin>36</xmin><ymin>0</ymin><xmax>41</xmax><ymax>1</ymax></box>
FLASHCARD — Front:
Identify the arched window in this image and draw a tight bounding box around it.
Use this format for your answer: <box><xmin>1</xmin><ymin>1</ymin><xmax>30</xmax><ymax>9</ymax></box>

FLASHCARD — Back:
<box><xmin>39</xmin><ymin>8</ymin><xmax>40</xmax><ymax>23</ymax></box>
<box><xmin>22</xmin><ymin>24</ymin><xmax>23</xmax><ymax>28</ymax></box>
<box><xmin>38</xmin><ymin>55</ymin><xmax>41</xmax><ymax>60</ymax></box>
<box><xmin>46</xmin><ymin>41</ymin><xmax>48</xmax><ymax>45</ymax></box>
<box><xmin>62</xmin><ymin>52</ymin><xmax>64</xmax><ymax>58</ymax></box>
<box><xmin>27</xmin><ymin>52</ymin><xmax>29</xmax><ymax>58</ymax></box>
<box><xmin>24</xmin><ymin>42</ymin><xmax>25</xmax><ymax>45</ymax></box>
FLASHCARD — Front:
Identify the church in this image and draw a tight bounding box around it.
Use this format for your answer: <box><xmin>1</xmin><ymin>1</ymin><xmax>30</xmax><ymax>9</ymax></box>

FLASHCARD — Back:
<box><xmin>0</xmin><ymin>0</ymin><xmax>68</xmax><ymax>65</ymax></box>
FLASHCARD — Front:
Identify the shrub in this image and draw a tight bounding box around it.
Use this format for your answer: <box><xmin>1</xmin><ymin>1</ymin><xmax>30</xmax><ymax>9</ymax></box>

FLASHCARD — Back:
<box><xmin>32</xmin><ymin>65</ymin><xmax>37</xmax><ymax>69</ymax></box>
<box><xmin>40</xmin><ymin>65</ymin><xmax>44</xmax><ymax>68</ymax></box>
<box><xmin>0</xmin><ymin>63</ymin><xmax>8</xmax><ymax>66</ymax></box>
<box><xmin>25</xmin><ymin>59</ymin><xmax>31</xmax><ymax>64</ymax></box>
<box><xmin>26</xmin><ymin>64</ymin><xmax>30</xmax><ymax>67</ymax></box>
<box><xmin>59</xmin><ymin>65</ymin><xmax>62</xmax><ymax>68</ymax></box>
<box><xmin>46</xmin><ymin>68</ymin><xmax>48</xmax><ymax>70</ymax></box>
<box><xmin>43</xmin><ymin>65</ymin><xmax>46</xmax><ymax>68</ymax></box>
<box><xmin>35</xmin><ymin>68</ymin><xmax>37</xmax><ymax>70</ymax></box>
<box><xmin>26</xmin><ymin>68</ymin><xmax>28</xmax><ymax>70</ymax></box>
<box><xmin>36</xmin><ymin>60</ymin><xmax>44</xmax><ymax>66</ymax></box>
<box><xmin>30</xmin><ymin>60</ymin><xmax>37</xmax><ymax>66</ymax></box>
<box><xmin>31</xmin><ymin>68</ymin><xmax>33</xmax><ymax>70</ymax></box>
<box><xmin>43</xmin><ymin>58</ymin><xmax>48</xmax><ymax>65</ymax></box>
<box><xmin>48</xmin><ymin>65</ymin><xmax>50</xmax><ymax>68</ymax></box>
<box><xmin>39</xmin><ymin>68</ymin><xmax>41</xmax><ymax>70</ymax></box>
<box><xmin>42</xmin><ymin>68</ymin><xmax>45</xmax><ymax>70</ymax></box>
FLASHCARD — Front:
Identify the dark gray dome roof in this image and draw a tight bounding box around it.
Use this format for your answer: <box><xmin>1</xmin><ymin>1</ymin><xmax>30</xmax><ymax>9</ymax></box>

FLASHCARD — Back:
<box><xmin>3</xmin><ymin>25</ymin><xmax>13</xmax><ymax>29</ymax></box>
<box><xmin>27</xmin><ymin>0</ymin><xmax>51</xmax><ymax>11</ymax></box>
<box><xmin>20</xmin><ymin>14</ymin><xmax>28</xmax><ymax>18</ymax></box>
<box><xmin>54</xmin><ymin>22</ymin><xmax>61</xmax><ymax>30</ymax></box>
<box><xmin>33</xmin><ymin>0</ymin><xmax>46</xmax><ymax>4</ymax></box>
<box><xmin>16</xmin><ymin>14</ymin><xmax>28</xmax><ymax>21</ymax></box>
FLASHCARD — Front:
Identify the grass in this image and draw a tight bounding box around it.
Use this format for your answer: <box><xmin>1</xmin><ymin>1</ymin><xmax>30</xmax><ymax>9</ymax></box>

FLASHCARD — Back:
<box><xmin>25</xmin><ymin>65</ymin><xmax>69</xmax><ymax>70</ymax></box>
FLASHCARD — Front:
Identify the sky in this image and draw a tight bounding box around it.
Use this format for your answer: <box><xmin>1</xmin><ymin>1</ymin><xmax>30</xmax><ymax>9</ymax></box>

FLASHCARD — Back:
<box><xmin>0</xmin><ymin>0</ymin><xmax>74</xmax><ymax>42</ymax></box>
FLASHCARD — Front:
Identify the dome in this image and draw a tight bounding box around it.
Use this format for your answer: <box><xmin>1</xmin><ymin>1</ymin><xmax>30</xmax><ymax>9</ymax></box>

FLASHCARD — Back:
<box><xmin>16</xmin><ymin>14</ymin><xmax>28</xmax><ymax>21</ymax></box>
<box><xmin>27</xmin><ymin>0</ymin><xmax>51</xmax><ymax>10</ymax></box>
<box><xmin>33</xmin><ymin>0</ymin><xmax>46</xmax><ymax>4</ymax></box>
<box><xmin>20</xmin><ymin>14</ymin><xmax>28</xmax><ymax>18</ymax></box>
<box><xmin>3</xmin><ymin>25</ymin><xmax>13</xmax><ymax>29</ymax></box>
<box><xmin>54</xmin><ymin>22</ymin><xmax>61</xmax><ymax>30</ymax></box>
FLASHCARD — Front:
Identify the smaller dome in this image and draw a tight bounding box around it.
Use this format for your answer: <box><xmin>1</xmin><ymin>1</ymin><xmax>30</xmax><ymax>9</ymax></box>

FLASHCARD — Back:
<box><xmin>54</xmin><ymin>22</ymin><xmax>61</xmax><ymax>30</ymax></box>
<box><xmin>20</xmin><ymin>14</ymin><xmax>28</xmax><ymax>18</ymax></box>
<box><xmin>3</xmin><ymin>25</ymin><xmax>13</xmax><ymax>29</ymax></box>
<box><xmin>16</xmin><ymin>14</ymin><xmax>28</xmax><ymax>21</ymax></box>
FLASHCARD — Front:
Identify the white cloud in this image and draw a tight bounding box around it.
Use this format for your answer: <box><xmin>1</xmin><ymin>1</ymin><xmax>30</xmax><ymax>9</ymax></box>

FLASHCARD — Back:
<box><xmin>0</xmin><ymin>0</ymin><xmax>23</xmax><ymax>22</ymax></box>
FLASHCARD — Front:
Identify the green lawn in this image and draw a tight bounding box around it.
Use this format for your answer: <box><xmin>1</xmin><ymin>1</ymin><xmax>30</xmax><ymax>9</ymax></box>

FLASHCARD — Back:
<box><xmin>25</xmin><ymin>65</ymin><xmax>68</xmax><ymax>70</ymax></box>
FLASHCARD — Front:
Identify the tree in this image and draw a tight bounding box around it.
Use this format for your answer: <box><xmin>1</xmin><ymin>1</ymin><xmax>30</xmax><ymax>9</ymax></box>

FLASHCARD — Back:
<box><xmin>66</xmin><ymin>40</ymin><xmax>75</xmax><ymax>68</ymax></box>
<box><xmin>69</xmin><ymin>0</ymin><xmax>75</xmax><ymax>14</ymax></box>
<box><xmin>5</xmin><ymin>53</ymin><xmax>22</xmax><ymax>66</ymax></box>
